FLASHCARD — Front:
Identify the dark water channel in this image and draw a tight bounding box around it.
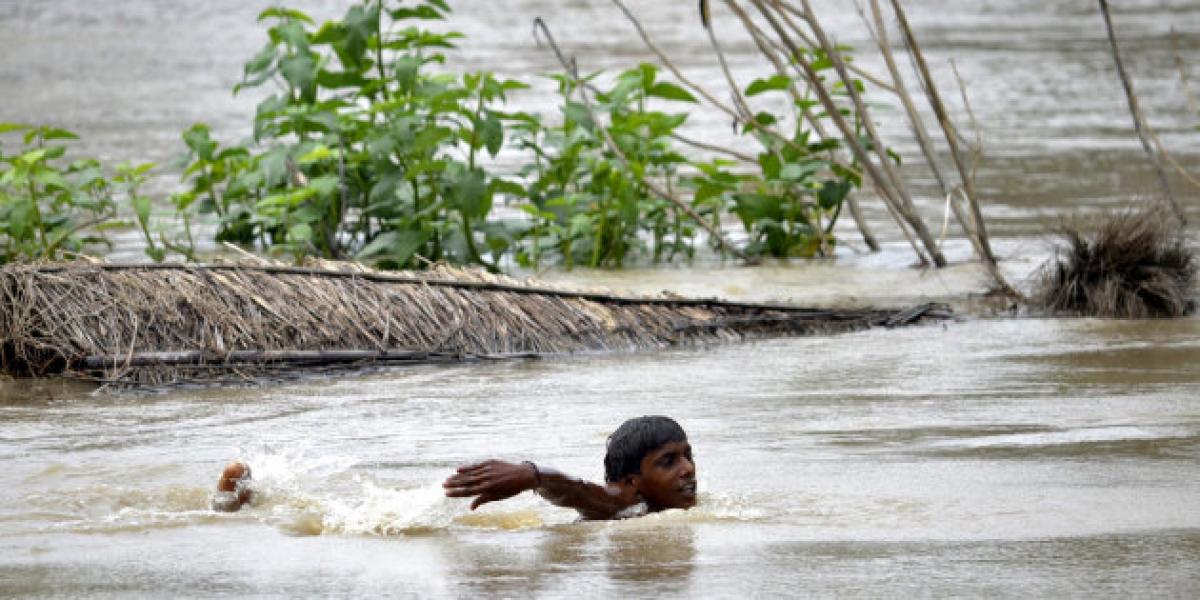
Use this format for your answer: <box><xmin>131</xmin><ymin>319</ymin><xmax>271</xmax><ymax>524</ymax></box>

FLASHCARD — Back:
<box><xmin>1</xmin><ymin>1</ymin><xmax>1199</xmax><ymax>597</ymax></box>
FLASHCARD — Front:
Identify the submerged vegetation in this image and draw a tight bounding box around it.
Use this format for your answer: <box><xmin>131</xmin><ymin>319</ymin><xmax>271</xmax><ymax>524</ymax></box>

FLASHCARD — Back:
<box><xmin>0</xmin><ymin>124</ymin><xmax>136</xmax><ymax>263</ymax></box>
<box><xmin>3</xmin><ymin>0</ymin><xmax>881</xmax><ymax>271</ymax></box>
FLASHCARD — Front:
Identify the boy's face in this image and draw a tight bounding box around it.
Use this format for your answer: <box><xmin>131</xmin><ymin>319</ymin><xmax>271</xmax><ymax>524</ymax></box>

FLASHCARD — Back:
<box><xmin>632</xmin><ymin>440</ymin><xmax>697</xmax><ymax>510</ymax></box>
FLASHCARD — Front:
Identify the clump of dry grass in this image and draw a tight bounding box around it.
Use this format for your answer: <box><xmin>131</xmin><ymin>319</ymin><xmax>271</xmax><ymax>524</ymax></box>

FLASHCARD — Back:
<box><xmin>1033</xmin><ymin>207</ymin><xmax>1195</xmax><ymax>318</ymax></box>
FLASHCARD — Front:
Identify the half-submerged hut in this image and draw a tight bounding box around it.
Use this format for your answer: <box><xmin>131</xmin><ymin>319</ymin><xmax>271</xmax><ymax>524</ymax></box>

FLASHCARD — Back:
<box><xmin>0</xmin><ymin>262</ymin><xmax>947</xmax><ymax>386</ymax></box>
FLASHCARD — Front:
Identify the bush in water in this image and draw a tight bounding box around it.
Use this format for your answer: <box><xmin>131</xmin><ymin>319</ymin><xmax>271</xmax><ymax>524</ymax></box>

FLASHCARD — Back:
<box><xmin>5</xmin><ymin>1</ymin><xmax>871</xmax><ymax>269</ymax></box>
<box><xmin>171</xmin><ymin>1</ymin><xmax>529</xmax><ymax>271</ymax></box>
<box><xmin>166</xmin><ymin>0</ymin><xmax>875</xmax><ymax>269</ymax></box>
<box><xmin>0</xmin><ymin>124</ymin><xmax>157</xmax><ymax>264</ymax></box>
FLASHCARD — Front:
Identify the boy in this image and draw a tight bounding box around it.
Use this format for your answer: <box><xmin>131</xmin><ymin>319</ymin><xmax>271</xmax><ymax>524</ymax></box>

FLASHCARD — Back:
<box><xmin>211</xmin><ymin>415</ymin><xmax>696</xmax><ymax>520</ymax></box>
<box><xmin>443</xmin><ymin>415</ymin><xmax>697</xmax><ymax>520</ymax></box>
<box><xmin>211</xmin><ymin>460</ymin><xmax>253</xmax><ymax>512</ymax></box>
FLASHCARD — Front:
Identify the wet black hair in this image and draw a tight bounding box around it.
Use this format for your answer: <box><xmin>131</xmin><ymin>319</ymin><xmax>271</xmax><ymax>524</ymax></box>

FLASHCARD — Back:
<box><xmin>603</xmin><ymin>415</ymin><xmax>688</xmax><ymax>483</ymax></box>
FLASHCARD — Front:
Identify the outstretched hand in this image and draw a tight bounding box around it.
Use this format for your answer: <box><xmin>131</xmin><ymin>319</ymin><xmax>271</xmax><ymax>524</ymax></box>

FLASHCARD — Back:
<box><xmin>443</xmin><ymin>459</ymin><xmax>539</xmax><ymax>510</ymax></box>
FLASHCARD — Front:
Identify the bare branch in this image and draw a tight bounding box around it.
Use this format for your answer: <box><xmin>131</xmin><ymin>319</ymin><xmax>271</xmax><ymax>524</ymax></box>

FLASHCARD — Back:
<box><xmin>1097</xmin><ymin>0</ymin><xmax>1184</xmax><ymax>224</ymax></box>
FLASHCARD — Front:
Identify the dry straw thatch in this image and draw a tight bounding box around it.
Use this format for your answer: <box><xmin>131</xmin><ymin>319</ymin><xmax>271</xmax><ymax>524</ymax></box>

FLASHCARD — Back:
<box><xmin>1033</xmin><ymin>207</ymin><xmax>1196</xmax><ymax>318</ymax></box>
<box><xmin>0</xmin><ymin>261</ymin><xmax>946</xmax><ymax>386</ymax></box>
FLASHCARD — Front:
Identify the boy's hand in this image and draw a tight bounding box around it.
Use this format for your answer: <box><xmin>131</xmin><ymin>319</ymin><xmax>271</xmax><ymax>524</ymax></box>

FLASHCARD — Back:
<box><xmin>443</xmin><ymin>460</ymin><xmax>539</xmax><ymax>510</ymax></box>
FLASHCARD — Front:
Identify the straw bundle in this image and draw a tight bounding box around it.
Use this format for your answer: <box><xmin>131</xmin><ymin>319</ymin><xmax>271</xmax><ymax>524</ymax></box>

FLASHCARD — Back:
<box><xmin>1033</xmin><ymin>208</ymin><xmax>1195</xmax><ymax>318</ymax></box>
<box><xmin>0</xmin><ymin>261</ymin><xmax>945</xmax><ymax>385</ymax></box>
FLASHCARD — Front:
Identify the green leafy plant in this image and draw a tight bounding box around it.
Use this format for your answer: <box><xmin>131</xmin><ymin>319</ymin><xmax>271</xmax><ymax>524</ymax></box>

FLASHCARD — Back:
<box><xmin>691</xmin><ymin>53</ymin><xmax>864</xmax><ymax>259</ymax></box>
<box><xmin>172</xmin><ymin>0</ymin><xmax>530</xmax><ymax>271</ymax></box>
<box><xmin>0</xmin><ymin>124</ymin><xmax>126</xmax><ymax>263</ymax></box>
<box><xmin>514</xmin><ymin>63</ymin><xmax>702</xmax><ymax>268</ymax></box>
<box><xmin>158</xmin><ymin>0</ymin><xmax>877</xmax><ymax>269</ymax></box>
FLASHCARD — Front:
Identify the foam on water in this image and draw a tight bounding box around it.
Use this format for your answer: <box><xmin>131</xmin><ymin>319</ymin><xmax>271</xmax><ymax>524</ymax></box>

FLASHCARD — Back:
<box><xmin>925</xmin><ymin>425</ymin><xmax>1196</xmax><ymax>450</ymax></box>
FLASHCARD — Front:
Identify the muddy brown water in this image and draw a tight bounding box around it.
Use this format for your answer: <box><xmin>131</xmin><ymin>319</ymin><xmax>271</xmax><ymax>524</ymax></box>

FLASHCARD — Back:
<box><xmin>1</xmin><ymin>1</ymin><xmax>1199</xmax><ymax>597</ymax></box>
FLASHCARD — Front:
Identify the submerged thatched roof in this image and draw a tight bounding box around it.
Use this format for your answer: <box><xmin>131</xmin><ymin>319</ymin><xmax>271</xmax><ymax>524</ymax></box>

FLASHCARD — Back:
<box><xmin>0</xmin><ymin>261</ymin><xmax>946</xmax><ymax>385</ymax></box>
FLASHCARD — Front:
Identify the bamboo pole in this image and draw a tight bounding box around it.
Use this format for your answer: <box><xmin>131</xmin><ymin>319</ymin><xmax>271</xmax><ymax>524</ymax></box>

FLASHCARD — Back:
<box><xmin>26</xmin><ymin>261</ymin><xmax>849</xmax><ymax>313</ymax></box>
<box><xmin>80</xmin><ymin>349</ymin><xmax>471</xmax><ymax>369</ymax></box>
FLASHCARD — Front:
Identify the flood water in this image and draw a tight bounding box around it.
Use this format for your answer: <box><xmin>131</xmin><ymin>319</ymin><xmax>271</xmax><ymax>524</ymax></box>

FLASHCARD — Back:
<box><xmin>2</xmin><ymin>0</ymin><xmax>1199</xmax><ymax>597</ymax></box>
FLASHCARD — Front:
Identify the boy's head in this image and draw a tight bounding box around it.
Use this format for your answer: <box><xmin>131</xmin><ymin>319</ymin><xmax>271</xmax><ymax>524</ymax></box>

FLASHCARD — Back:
<box><xmin>604</xmin><ymin>416</ymin><xmax>696</xmax><ymax>510</ymax></box>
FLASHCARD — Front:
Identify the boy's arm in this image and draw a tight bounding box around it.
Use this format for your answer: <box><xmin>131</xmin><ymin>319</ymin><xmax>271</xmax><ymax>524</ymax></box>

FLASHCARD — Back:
<box><xmin>443</xmin><ymin>460</ymin><xmax>638</xmax><ymax>520</ymax></box>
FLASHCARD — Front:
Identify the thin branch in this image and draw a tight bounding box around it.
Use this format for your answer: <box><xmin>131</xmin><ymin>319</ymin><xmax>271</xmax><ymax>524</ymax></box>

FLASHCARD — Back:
<box><xmin>790</xmin><ymin>0</ymin><xmax>946</xmax><ymax>266</ymax></box>
<box><xmin>722</xmin><ymin>0</ymin><xmax>881</xmax><ymax>252</ymax></box>
<box><xmin>703</xmin><ymin>8</ymin><xmax>756</xmax><ymax>122</ymax></box>
<box><xmin>1097</xmin><ymin>0</ymin><xmax>1184</xmax><ymax>224</ymax></box>
<box><xmin>751</xmin><ymin>0</ymin><xmax>931</xmax><ymax>264</ymax></box>
<box><xmin>887</xmin><ymin>0</ymin><xmax>1020</xmax><ymax>293</ymax></box>
<box><xmin>770</xmin><ymin>1</ymin><xmax>898</xmax><ymax>94</ymax></box>
<box><xmin>1172</xmin><ymin>29</ymin><xmax>1199</xmax><ymax>118</ymax></box>
<box><xmin>670</xmin><ymin>132</ymin><xmax>758</xmax><ymax>164</ymax></box>
<box><xmin>607</xmin><ymin>0</ymin><xmax>808</xmax><ymax>159</ymax></box>
<box><xmin>867</xmin><ymin>0</ymin><xmax>948</xmax><ymax>196</ymax></box>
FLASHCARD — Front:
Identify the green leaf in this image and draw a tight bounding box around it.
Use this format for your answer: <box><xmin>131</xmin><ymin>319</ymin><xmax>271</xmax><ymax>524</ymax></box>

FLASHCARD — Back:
<box><xmin>356</xmin><ymin>229</ymin><xmax>430</xmax><ymax>263</ymax></box>
<box><xmin>758</xmin><ymin>153</ymin><xmax>781</xmax><ymax>179</ymax></box>
<box><xmin>18</xmin><ymin>148</ymin><xmax>48</xmax><ymax>165</ymax></box>
<box><xmin>297</xmin><ymin>145</ymin><xmax>332</xmax><ymax>164</ymax></box>
<box><xmin>818</xmin><ymin>179</ymin><xmax>851</xmax><ymax>210</ymax></box>
<box><xmin>0</xmin><ymin>123</ymin><xmax>29</xmax><ymax>134</ymax></box>
<box><xmin>316</xmin><ymin>69</ymin><xmax>368</xmax><ymax>89</ymax></box>
<box><xmin>258</xmin><ymin>7</ymin><xmax>314</xmax><ymax>24</ymax></box>
<box><xmin>886</xmin><ymin>147</ymin><xmax>903</xmax><ymax>166</ymax></box>
<box><xmin>300</xmin><ymin>110</ymin><xmax>340</xmax><ymax>133</ymax></box>
<box><xmin>794</xmin><ymin>98</ymin><xmax>819</xmax><ymax>112</ymax></box>
<box><xmin>563</xmin><ymin>101</ymin><xmax>593</xmax><ymax>131</ymax></box>
<box><xmin>410</xmin><ymin>126</ymin><xmax>453</xmax><ymax>155</ymax></box>
<box><xmin>132</xmin><ymin>194</ymin><xmax>152</xmax><ymax>225</ymax></box>
<box><xmin>390</xmin><ymin>5</ymin><xmax>446</xmax><ymax>20</ymax></box>
<box><xmin>337</xmin><ymin>4</ymin><xmax>376</xmax><ymax>69</ymax></box>
<box><xmin>811</xmin><ymin>56</ymin><xmax>834</xmax><ymax>72</ymax></box>
<box><xmin>279</xmin><ymin>53</ymin><xmax>317</xmax><ymax>99</ymax></box>
<box><xmin>183</xmin><ymin>124</ymin><xmax>217</xmax><ymax>161</ymax></box>
<box><xmin>446</xmin><ymin>167</ymin><xmax>490</xmax><ymax>218</ymax></box>
<box><xmin>490</xmin><ymin>178</ymin><xmax>526</xmax><ymax>199</ymax></box>
<box><xmin>779</xmin><ymin>161</ymin><xmax>820</xmax><ymax>181</ymax></box>
<box><xmin>744</xmin><ymin>75</ymin><xmax>792</xmax><ymax>97</ymax></box>
<box><xmin>303</xmin><ymin>18</ymin><xmax>337</xmax><ymax>42</ymax></box>
<box><xmin>37</xmin><ymin>127</ymin><xmax>79</xmax><ymax>141</ymax></box>
<box><xmin>145</xmin><ymin>246</ymin><xmax>166</xmax><ymax>262</ymax></box>
<box><xmin>244</xmin><ymin>42</ymin><xmax>278</xmax><ymax>76</ymax></box>
<box><xmin>8</xmin><ymin>198</ymin><xmax>32</xmax><ymax>239</ymax></box>
<box><xmin>753</xmin><ymin>112</ymin><xmax>778</xmax><ymax>127</ymax></box>
<box><xmin>646</xmin><ymin>81</ymin><xmax>697</xmax><ymax>103</ymax></box>
<box><xmin>274</xmin><ymin>21</ymin><xmax>311</xmax><ymax>51</ymax></box>
<box><xmin>392</xmin><ymin>55</ymin><xmax>422</xmax><ymax>93</ymax></box>
<box><xmin>33</xmin><ymin>170</ymin><xmax>69</xmax><ymax>191</ymax></box>
<box><xmin>307</xmin><ymin>174</ymin><xmax>340</xmax><ymax>198</ymax></box>
<box><xmin>481</xmin><ymin>113</ymin><xmax>503</xmax><ymax>156</ymax></box>
<box><xmin>288</xmin><ymin>222</ymin><xmax>313</xmax><ymax>243</ymax></box>
<box><xmin>42</xmin><ymin>145</ymin><xmax>67</xmax><ymax>160</ymax></box>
